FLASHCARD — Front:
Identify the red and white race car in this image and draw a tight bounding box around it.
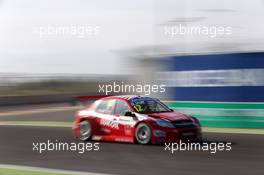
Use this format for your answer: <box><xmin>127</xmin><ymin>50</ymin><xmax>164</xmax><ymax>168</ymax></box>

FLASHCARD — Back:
<box><xmin>72</xmin><ymin>95</ymin><xmax>202</xmax><ymax>144</ymax></box>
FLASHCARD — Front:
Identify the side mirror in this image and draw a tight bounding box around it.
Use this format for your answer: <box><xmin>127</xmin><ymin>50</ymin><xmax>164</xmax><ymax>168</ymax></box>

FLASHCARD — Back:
<box><xmin>124</xmin><ymin>111</ymin><xmax>136</xmax><ymax>117</ymax></box>
<box><xmin>170</xmin><ymin>108</ymin><xmax>174</xmax><ymax>112</ymax></box>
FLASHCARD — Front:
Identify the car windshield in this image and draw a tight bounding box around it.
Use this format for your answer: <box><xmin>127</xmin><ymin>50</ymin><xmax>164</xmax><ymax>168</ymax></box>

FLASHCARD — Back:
<box><xmin>128</xmin><ymin>97</ymin><xmax>171</xmax><ymax>114</ymax></box>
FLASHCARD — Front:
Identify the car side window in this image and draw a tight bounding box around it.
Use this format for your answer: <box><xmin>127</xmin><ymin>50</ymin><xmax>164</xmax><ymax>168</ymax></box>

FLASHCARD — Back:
<box><xmin>96</xmin><ymin>99</ymin><xmax>115</xmax><ymax>114</ymax></box>
<box><xmin>114</xmin><ymin>100</ymin><xmax>131</xmax><ymax>116</ymax></box>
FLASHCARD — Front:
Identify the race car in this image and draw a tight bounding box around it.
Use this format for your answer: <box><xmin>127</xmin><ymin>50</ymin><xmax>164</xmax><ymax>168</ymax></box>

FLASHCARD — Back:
<box><xmin>72</xmin><ymin>95</ymin><xmax>202</xmax><ymax>144</ymax></box>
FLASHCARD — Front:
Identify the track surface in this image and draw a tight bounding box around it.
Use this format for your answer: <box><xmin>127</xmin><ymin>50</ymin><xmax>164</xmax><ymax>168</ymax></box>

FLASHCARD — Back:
<box><xmin>0</xmin><ymin>105</ymin><xmax>77</xmax><ymax>122</ymax></box>
<box><xmin>0</xmin><ymin>105</ymin><xmax>264</xmax><ymax>175</ymax></box>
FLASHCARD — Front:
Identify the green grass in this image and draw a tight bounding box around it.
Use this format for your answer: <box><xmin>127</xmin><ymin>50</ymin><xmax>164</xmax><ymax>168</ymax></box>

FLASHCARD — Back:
<box><xmin>203</xmin><ymin>127</ymin><xmax>264</xmax><ymax>135</ymax></box>
<box><xmin>0</xmin><ymin>168</ymin><xmax>69</xmax><ymax>175</ymax></box>
<box><xmin>164</xmin><ymin>101</ymin><xmax>264</xmax><ymax>128</ymax></box>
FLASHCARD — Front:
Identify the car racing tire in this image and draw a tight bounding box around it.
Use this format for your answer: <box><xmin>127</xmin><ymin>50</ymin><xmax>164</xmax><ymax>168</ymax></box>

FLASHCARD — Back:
<box><xmin>135</xmin><ymin>123</ymin><xmax>152</xmax><ymax>144</ymax></box>
<box><xmin>79</xmin><ymin>120</ymin><xmax>92</xmax><ymax>141</ymax></box>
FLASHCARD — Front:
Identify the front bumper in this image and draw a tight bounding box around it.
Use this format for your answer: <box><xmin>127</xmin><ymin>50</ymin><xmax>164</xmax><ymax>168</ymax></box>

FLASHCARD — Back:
<box><xmin>151</xmin><ymin>126</ymin><xmax>202</xmax><ymax>144</ymax></box>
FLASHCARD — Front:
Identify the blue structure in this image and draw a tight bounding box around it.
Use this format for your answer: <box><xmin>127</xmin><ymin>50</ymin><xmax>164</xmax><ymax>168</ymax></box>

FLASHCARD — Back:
<box><xmin>161</xmin><ymin>52</ymin><xmax>264</xmax><ymax>102</ymax></box>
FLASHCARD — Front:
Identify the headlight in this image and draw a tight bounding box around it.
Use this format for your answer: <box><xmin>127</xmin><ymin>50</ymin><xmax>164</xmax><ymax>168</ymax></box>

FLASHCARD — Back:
<box><xmin>156</xmin><ymin>119</ymin><xmax>174</xmax><ymax>128</ymax></box>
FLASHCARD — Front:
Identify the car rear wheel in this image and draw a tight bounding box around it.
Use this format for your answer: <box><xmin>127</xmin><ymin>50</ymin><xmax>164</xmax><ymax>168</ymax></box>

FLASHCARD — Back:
<box><xmin>79</xmin><ymin>120</ymin><xmax>92</xmax><ymax>141</ymax></box>
<box><xmin>135</xmin><ymin>123</ymin><xmax>151</xmax><ymax>144</ymax></box>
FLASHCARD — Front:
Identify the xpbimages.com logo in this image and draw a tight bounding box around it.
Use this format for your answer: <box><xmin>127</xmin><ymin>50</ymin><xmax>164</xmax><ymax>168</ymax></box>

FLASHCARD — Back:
<box><xmin>164</xmin><ymin>24</ymin><xmax>232</xmax><ymax>38</ymax></box>
<box><xmin>98</xmin><ymin>81</ymin><xmax>166</xmax><ymax>95</ymax></box>
<box><xmin>164</xmin><ymin>141</ymin><xmax>232</xmax><ymax>154</ymax></box>
<box><xmin>32</xmin><ymin>140</ymin><xmax>100</xmax><ymax>154</ymax></box>
<box><xmin>33</xmin><ymin>24</ymin><xmax>100</xmax><ymax>38</ymax></box>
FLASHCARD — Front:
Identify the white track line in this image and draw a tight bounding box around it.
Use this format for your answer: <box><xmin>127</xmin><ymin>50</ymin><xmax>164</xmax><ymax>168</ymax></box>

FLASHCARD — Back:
<box><xmin>0</xmin><ymin>164</ymin><xmax>113</xmax><ymax>175</ymax></box>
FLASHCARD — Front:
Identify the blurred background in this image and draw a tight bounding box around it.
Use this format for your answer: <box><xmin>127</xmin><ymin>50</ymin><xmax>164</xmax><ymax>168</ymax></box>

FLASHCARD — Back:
<box><xmin>0</xmin><ymin>1</ymin><xmax>264</xmax><ymax>175</ymax></box>
<box><xmin>1</xmin><ymin>0</ymin><xmax>264</xmax><ymax>128</ymax></box>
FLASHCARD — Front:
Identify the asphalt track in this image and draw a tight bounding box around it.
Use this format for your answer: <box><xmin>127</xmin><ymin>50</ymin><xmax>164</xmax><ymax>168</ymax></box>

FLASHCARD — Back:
<box><xmin>0</xmin><ymin>104</ymin><xmax>77</xmax><ymax>122</ymax></box>
<box><xmin>0</xmin><ymin>105</ymin><xmax>264</xmax><ymax>175</ymax></box>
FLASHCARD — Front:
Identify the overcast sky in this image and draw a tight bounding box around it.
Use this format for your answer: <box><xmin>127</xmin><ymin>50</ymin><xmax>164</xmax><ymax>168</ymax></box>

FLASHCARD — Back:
<box><xmin>0</xmin><ymin>0</ymin><xmax>264</xmax><ymax>74</ymax></box>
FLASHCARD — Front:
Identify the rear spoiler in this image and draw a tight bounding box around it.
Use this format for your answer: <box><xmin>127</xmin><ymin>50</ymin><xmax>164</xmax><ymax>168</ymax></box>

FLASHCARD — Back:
<box><xmin>76</xmin><ymin>95</ymin><xmax>110</xmax><ymax>102</ymax></box>
<box><xmin>72</xmin><ymin>95</ymin><xmax>110</xmax><ymax>106</ymax></box>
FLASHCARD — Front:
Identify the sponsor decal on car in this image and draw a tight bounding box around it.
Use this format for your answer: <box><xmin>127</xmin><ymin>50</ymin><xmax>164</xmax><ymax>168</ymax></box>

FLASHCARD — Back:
<box><xmin>100</xmin><ymin>118</ymin><xmax>119</xmax><ymax>129</ymax></box>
